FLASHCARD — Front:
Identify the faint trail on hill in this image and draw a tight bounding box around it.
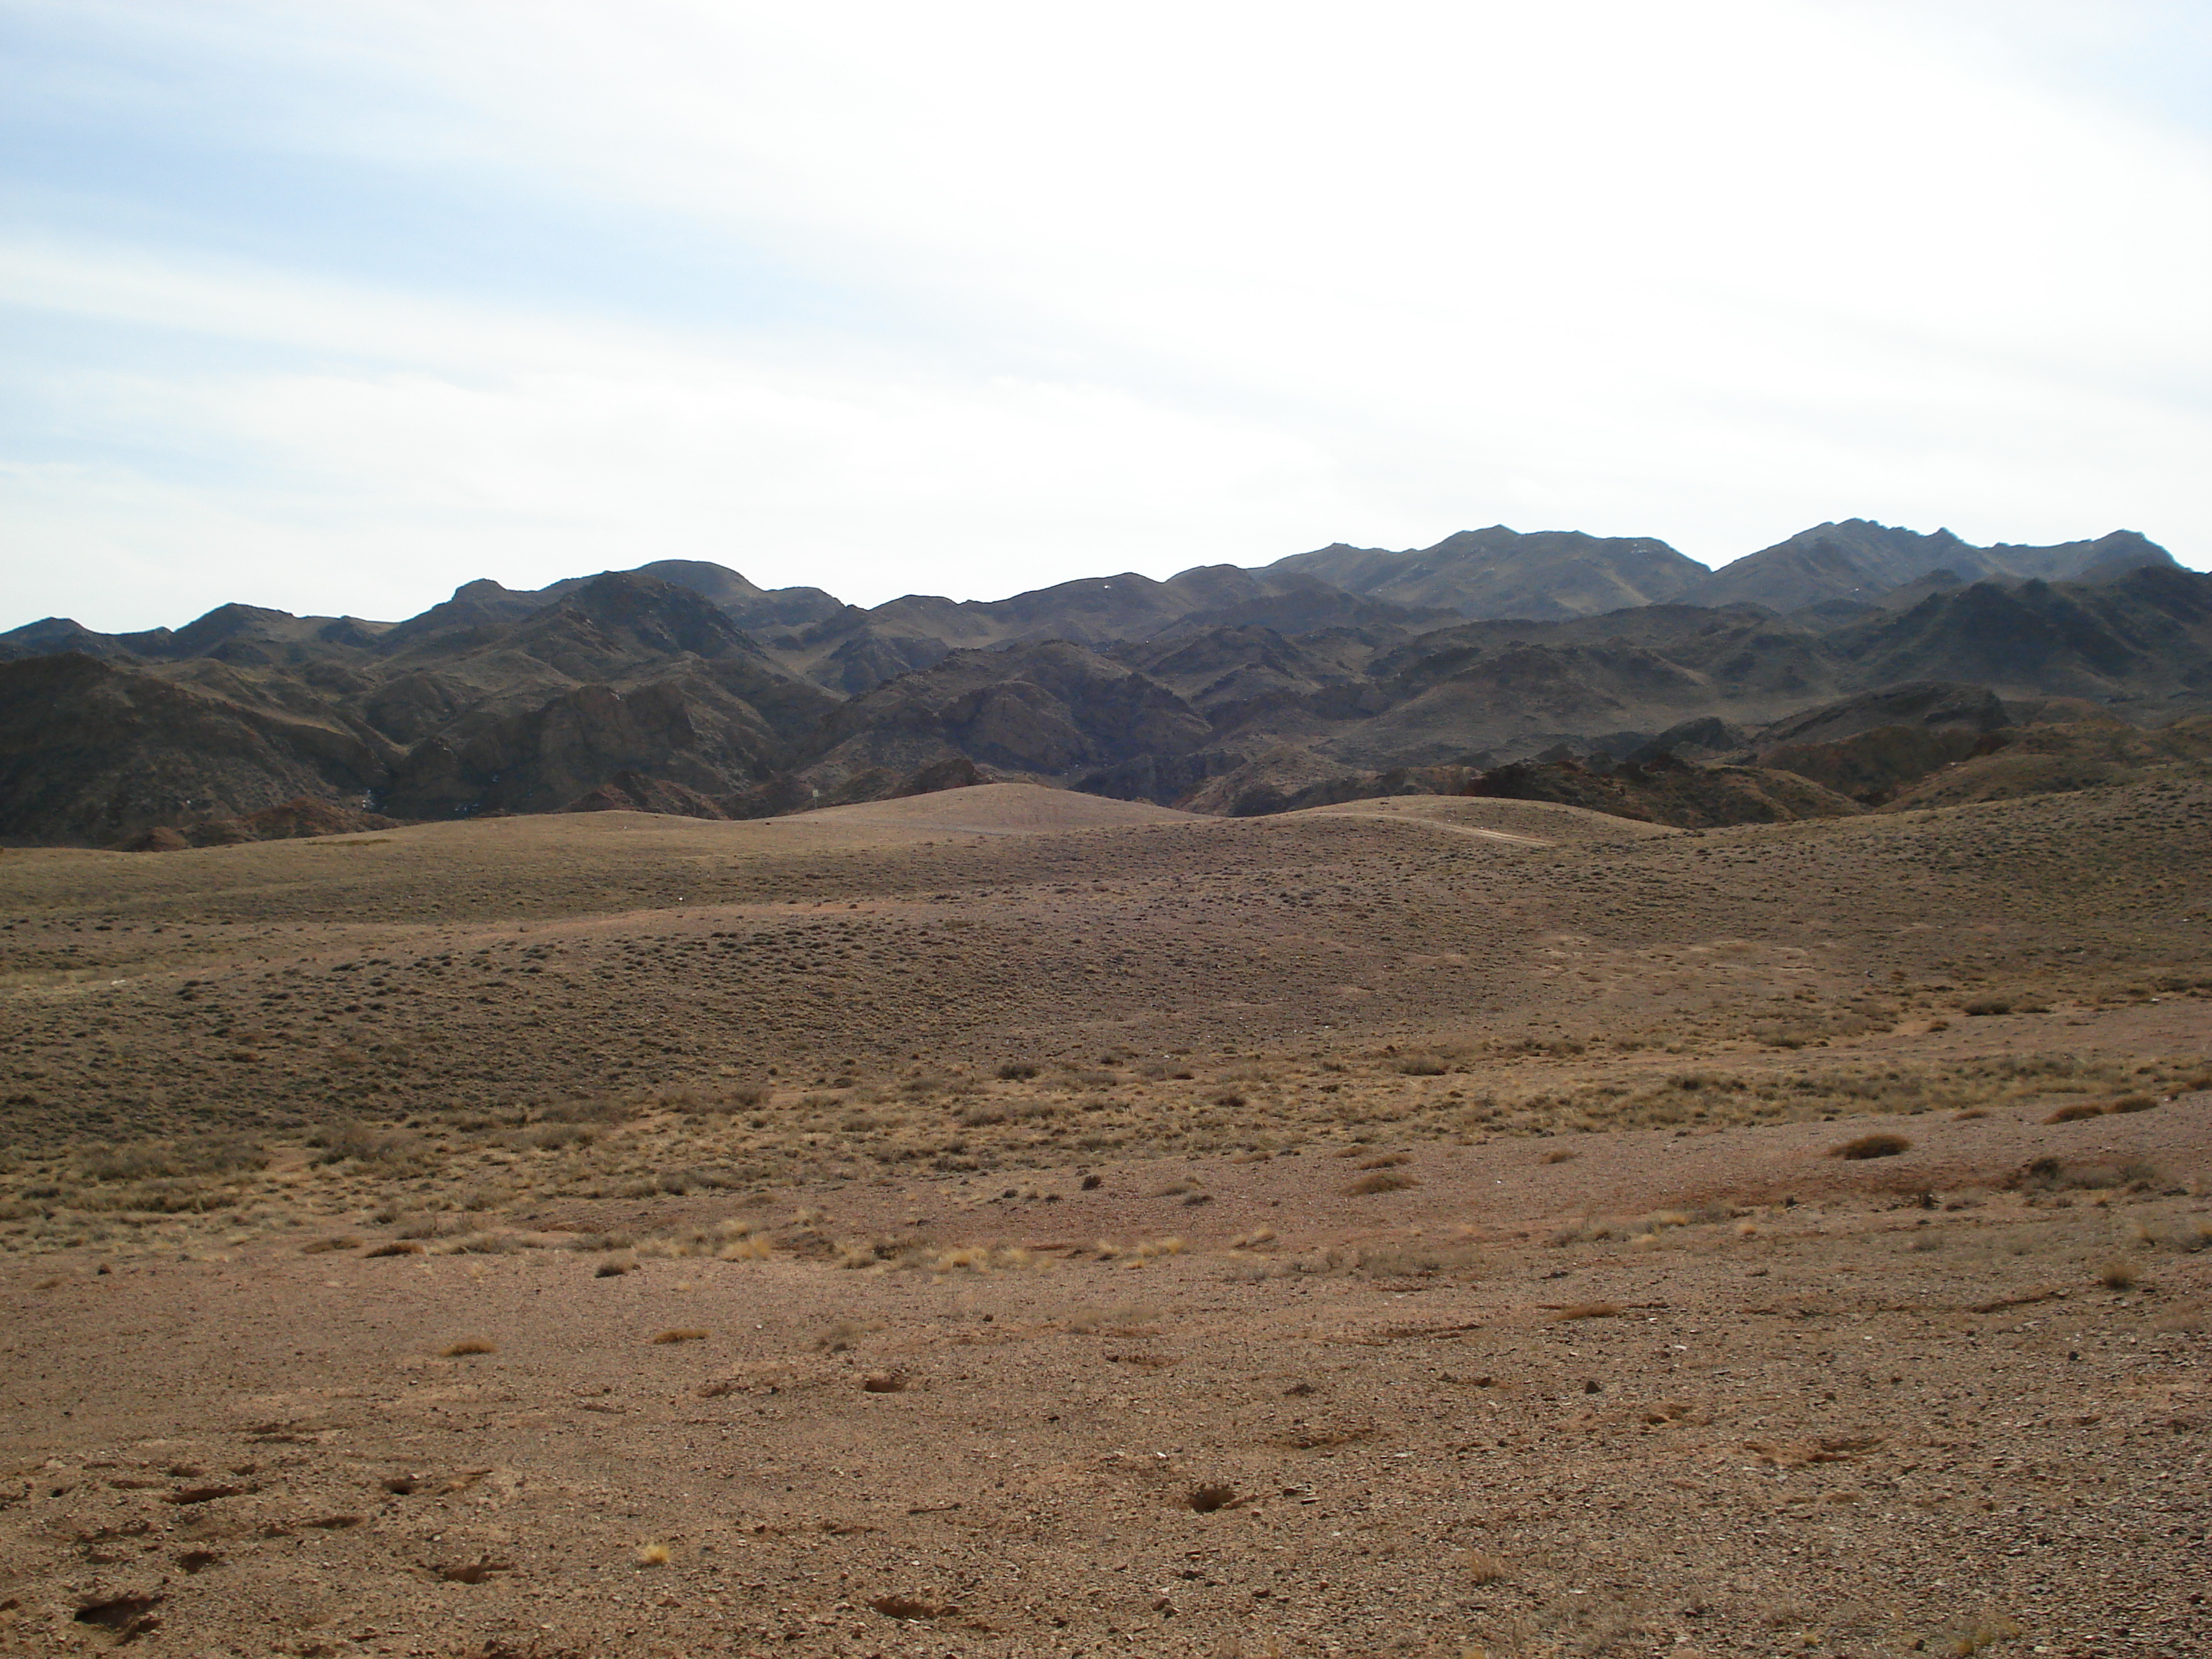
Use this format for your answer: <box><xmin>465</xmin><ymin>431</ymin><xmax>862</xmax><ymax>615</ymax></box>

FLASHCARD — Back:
<box><xmin>785</xmin><ymin>817</ymin><xmax>1040</xmax><ymax>839</ymax></box>
<box><xmin>809</xmin><ymin>806</ymin><xmax>1555</xmax><ymax>845</ymax></box>
<box><xmin>1302</xmin><ymin>809</ymin><xmax>1554</xmax><ymax>847</ymax></box>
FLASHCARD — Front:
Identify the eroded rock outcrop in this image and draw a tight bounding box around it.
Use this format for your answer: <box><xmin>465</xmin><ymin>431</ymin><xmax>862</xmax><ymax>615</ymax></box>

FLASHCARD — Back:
<box><xmin>0</xmin><ymin>655</ymin><xmax>389</xmax><ymax>845</ymax></box>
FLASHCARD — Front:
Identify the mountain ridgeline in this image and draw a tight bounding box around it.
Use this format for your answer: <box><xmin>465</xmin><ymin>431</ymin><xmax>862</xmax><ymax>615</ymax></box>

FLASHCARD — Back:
<box><xmin>4</xmin><ymin>520</ymin><xmax>2207</xmax><ymax>846</ymax></box>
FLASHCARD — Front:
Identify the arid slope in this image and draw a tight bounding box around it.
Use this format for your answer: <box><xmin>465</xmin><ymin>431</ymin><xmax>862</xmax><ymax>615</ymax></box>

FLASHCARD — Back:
<box><xmin>1</xmin><ymin>780</ymin><xmax>2208</xmax><ymax>1658</ymax></box>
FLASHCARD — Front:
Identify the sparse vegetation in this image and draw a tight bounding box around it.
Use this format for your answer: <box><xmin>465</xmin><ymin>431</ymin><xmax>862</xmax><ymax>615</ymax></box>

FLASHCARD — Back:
<box><xmin>2097</xmin><ymin>1256</ymin><xmax>2141</xmax><ymax>1290</ymax></box>
<box><xmin>308</xmin><ymin>1120</ymin><xmax>426</xmax><ymax>1167</ymax></box>
<box><xmin>1</xmin><ymin>737</ymin><xmax>2205</xmax><ymax>1655</ymax></box>
<box><xmin>2012</xmin><ymin>1155</ymin><xmax>2164</xmax><ymax>1194</ymax></box>
<box><xmin>1944</xmin><ymin>1612</ymin><xmax>2026</xmax><ymax>1655</ymax></box>
<box><xmin>1462</xmin><ymin>1551</ymin><xmax>1509</xmax><ymax>1585</ymax></box>
<box><xmin>3</xmin><ymin>1040</ymin><xmax>2196</xmax><ymax>1259</ymax></box>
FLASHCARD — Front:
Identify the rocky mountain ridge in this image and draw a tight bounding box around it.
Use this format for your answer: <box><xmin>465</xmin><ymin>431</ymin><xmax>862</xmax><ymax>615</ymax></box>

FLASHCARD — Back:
<box><xmin>2</xmin><ymin>521</ymin><xmax>2203</xmax><ymax>845</ymax></box>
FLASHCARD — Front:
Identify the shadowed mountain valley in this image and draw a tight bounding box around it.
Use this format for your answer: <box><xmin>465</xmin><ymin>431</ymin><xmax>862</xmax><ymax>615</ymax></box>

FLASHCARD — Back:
<box><xmin>4</xmin><ymin>519</ymin><xmax>2206</xmax><ymax>847</ymax></box>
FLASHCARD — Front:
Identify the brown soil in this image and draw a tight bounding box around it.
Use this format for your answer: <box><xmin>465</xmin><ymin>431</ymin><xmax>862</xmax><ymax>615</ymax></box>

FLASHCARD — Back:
<box><xmin>2</xmin><ymin>780</ymin><xmax>2208</xmax><ymax>1658</ymax></box>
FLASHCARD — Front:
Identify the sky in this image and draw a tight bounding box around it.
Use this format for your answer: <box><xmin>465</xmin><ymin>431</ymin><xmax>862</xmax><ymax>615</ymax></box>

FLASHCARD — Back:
<box><xmin>3</xmin><ymin>1</ymin><xmax>2211</xmax><ymax>633</ymax></box>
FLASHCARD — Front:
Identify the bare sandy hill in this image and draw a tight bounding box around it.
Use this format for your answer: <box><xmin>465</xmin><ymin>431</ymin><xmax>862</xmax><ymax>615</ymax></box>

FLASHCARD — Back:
<box><xmin>788</xmin><ymin>781</ymin><xmax>1203</xmax><ymax>837</ymax></box>
<box><xmin>0</xmin><ymin>786</ymin><xmax>1198</xmax><ymax>912</ymax></box>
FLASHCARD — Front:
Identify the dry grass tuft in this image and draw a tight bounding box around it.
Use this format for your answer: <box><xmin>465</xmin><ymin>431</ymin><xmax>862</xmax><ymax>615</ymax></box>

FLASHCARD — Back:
<box><xmin>309</xmin><ymin>1120</ymin><xmax>425</xmax><ymax>1168</ymax></box>
<box><xmin>1833</xmin><ymin>1133</ymin><xmax>1912</xmax><ymax>1160</ymax></box>
<box><xmin>1333</xmin><ymin>1241</ymin><xmax>1485</xmax><ymax>1279</ymax></box>
<box><xmin>300</xmin><ymin>1236</ymin><xmax>360</xmax><ymax>1254</ymax></box>
<box><xmin>1542</xmin><ymin>1148</ymin><xmax>1579</xmax><ymax>1164</ymax></box>
<box><xmin>83</xmin><ymin>1134</ymin><xmax>267</xmax><ymax>1184</ymax></box>
<box><xmin>365</xmin><ymin>1241</ymin><xmax>423</xmax><ymax>1258</ymax></box>
<box><xmin>2105</xmin><ymin>1093</ymin><xmax>2157</xmax><ymax>1114</ymax></box>
<box><xmin>2013</xmin><ymin>1155</ymin><xmax>2163</xmax><ymax>1194</ymax></box>
<box><xmin>2045</xmin><ymin>1102</ymin><xmax>2105</xmax><ymax>1123</ymax></box>
<box><xmin>636</xmin><ymin>1542</ymin><xmax>673</xmax><ymax>1568</ymax></box>
<box><xmin>441</xmin><ymin>1339</ymin><xmax>497</xmax><ymax>1357</ymax></box>
<box><xmin>1089</xmin><ymin>1236</ymin><xmax>1184</xmax><ymax>1267</ymax></box>
<box><xmin>1551</xmin><ymin>1302</ymin><xmax>1622</xmax><ymax>1321</ymax></box>
<box><xmin>836</xmin><ymin>1233</ymin><xmax>932</xmax><ymax>1270</ymax></box>
<box><xmin>626</xmin><ymin>1220</ymin><xmax>770</xmax><ymax>1259</ymax></box>
<box><xmin>2097</xmin><ymin>1257</ymin><xmax>2141</xmax><ymax>1291</ymax></box>
<box><xmin>928</xmin><ymin>1244</ymin><xmax>1040</xmax><ymax>1273</ymax></box>
<box><xmin>1345</xmin><ymin>1170</ymin><xmax>1419</xmax><ymax>1195</ymax></box>
<box><xmin>1462</xmin><ymin>1551</ymin><xmax>1509</xmax><ymax>1585</ymax></box>
<box><xmin>2131</xmin><ymin>1215</ymin><xmax>2212</xmax><ymax>1253</ymax></box>
<box><xmin>650</xmin><ymin>1328</ymin><xmax>709</xmax><ymax>1344</ymax></box>
<box><xmin>1944</xmin><ymin>1612</ymin><xmax>2024</xmax><ymax>1655</ymax></box>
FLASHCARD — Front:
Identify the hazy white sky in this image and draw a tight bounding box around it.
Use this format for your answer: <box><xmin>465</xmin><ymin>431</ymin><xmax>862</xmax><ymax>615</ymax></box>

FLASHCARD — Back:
<box><xmin>4</xmin><ymin>0</ymin><xmax>2210</xmax><ymax>631</ymax></box>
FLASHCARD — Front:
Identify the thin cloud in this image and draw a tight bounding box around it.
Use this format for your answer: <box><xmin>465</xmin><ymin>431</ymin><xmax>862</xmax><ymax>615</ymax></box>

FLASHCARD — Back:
<box><xmin>3</xmin><ymin>0</ymin><xmax>2208</xmax><ymax>631</ymax></box>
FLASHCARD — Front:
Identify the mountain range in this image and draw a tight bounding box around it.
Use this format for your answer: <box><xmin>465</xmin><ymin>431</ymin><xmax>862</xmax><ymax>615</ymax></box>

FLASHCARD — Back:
<box><xmin>4</xmin><ymin>518</ymin><xmax>2204</xmax><ymax>845</ymax></box>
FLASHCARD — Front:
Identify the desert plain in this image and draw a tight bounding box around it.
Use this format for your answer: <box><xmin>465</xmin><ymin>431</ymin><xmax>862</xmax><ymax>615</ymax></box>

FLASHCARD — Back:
<box><xmin>1</xmin><ymin>780</ymin><xmax>2208</xmax><ymax>1659</ymax></box>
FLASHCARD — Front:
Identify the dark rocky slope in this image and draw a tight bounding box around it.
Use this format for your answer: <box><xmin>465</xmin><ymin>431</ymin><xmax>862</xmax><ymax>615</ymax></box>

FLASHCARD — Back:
<box><xmin>1</xmin><ymin>526</ymin><xmax>2203</xmax><ymax>845</ymax></box>
<box><xmin>1685</xmin><ymin>520</ymin><xmax>2176</xmax><ymax>613</ymax></box>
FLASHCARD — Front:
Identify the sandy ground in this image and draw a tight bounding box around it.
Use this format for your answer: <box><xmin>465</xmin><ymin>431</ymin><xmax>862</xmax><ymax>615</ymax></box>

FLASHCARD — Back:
<box><xmin>2</xmin><ymin>781</ymin><xmax>2209</xmax><ymax>1658</ymax></box>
